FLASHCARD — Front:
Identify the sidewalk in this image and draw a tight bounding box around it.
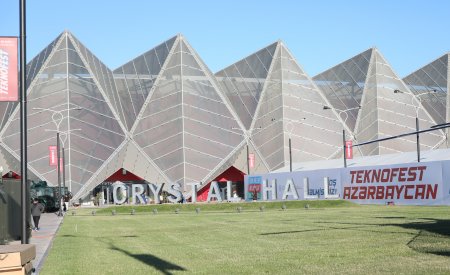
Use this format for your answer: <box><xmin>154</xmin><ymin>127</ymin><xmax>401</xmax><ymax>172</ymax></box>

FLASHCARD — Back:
<box><xmin>29</xmin><ymin>213</ymin><xmax>64</xmax><ymax>273</ymax></box>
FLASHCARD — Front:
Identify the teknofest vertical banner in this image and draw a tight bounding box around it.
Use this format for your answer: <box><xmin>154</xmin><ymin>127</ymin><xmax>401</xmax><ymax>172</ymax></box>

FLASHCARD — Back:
<box><xmin>0</xmin><ymin>37</ymin><xmax>18</xmax><ymax>101</ymax></box>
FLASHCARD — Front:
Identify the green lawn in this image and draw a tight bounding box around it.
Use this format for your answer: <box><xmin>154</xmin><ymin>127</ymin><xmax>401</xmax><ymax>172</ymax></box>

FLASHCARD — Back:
<box><xmin>41</xmin><ymin>201</ymin><xmax>450</xmax><ymax>274</ymax></box>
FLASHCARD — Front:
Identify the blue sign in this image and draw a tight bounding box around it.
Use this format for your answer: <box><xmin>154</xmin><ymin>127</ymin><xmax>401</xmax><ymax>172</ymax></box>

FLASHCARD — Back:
<box><xmin>248</xmin><ymin>176</ymin><xmax>262</xmax><ymax>184</ymax></box>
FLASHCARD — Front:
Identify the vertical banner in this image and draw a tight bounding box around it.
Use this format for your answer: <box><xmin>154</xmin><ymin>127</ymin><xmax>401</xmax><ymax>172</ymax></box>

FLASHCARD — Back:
<box><xmin>49</xmin><ymin>146</ymin><xmax>57</xmax><ymax>166</ymax></box>
<box><xmin>345</xmin><ymin>140</ymin><xmax>353</xmax><ymax>159</ymax></box>
<box><xmin>246</xmin><ymin>176</ymin><xmax>262</xmax><ymax>200</ymax></box>
<box><xmin>248</xmin><ymin>153</ymin><xmax>255</xmax><ymax>168</ymax></box>
<box><xmin>0</xmin><ymin>37</ymin><xmax>18</xmax><ymax>101</ymax></box>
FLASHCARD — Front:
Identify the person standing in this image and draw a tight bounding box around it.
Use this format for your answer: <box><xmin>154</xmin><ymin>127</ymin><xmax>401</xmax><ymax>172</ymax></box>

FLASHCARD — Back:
<box><xmin>31</xmin><ymin>199</ymin><xmax>44</xmax><ymax>231</ymax></box>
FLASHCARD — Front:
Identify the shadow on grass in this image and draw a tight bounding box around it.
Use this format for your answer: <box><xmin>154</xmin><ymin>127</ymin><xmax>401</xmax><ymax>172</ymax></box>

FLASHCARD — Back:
<box><xmin>398</xmin><ymin>218</ymin><xmax>450</xmax><ymax>237</ymax></box>
<box><xmin>431</xmin><ymin>251</ymin><xmax>450</xmax><ymax>257</ymax></box>
<box><xmin>261</xmin><ymin>228</ymin><xmax>328</xmax><ymax>235</ymax></box>
<box><xmin>110</xmin><ymin>244</ymin><xmax>186</xmax><ymax>275</ymax></box>
<box><xmin>55</xmin><ymin>235</ymin><xmax>186</xmax><ymax>273</ymax></box>
<box><xmin>313</xmin><ymin>218</ymin><xmax>450</xmax><ymax>258</ymax></box>
<box><xmin>260</xmin><ymin>224</ymin><xmax>375</xmax><ymax>236</ymax></box>
<box><xmin>400</xmin><ymin>218</ymin><xmax>450</xmax><ymax>257</ymax></box>
<box><xmin>60</xmin><ymin>234</ymin><xmax>138</xmax><ymax>238</ymax></box>
<box><xmin>375</xmin><ymin>216</ymin><xmax>405</xmax><ymax>219</ymax></box>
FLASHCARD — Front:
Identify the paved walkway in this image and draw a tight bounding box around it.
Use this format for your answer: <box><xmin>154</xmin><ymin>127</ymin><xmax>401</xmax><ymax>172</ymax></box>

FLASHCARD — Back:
<box><xmin>11</xmin><ymin>213</ymin><xmax>63</xmax><ymax>274</ymax></box>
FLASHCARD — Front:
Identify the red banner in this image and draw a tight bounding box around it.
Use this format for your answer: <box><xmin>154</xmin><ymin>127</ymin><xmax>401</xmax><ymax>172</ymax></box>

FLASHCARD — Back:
<box><xmin>248</xmin><ymin>184</ymin><xmax>261</xmax><ymax>192</ymax></box>
<box><xmin>0</xmin><ymin>37</ymin><xmax>18</xmax><ymax>101</ymax></box>
<box><xmin>248</xmin><ymin>153</ymin><xmax>255</xmax><ymax>168</ymax></box>
<box><xmin>49</xmin><ymin>146</ymin><xmax>57</xmax><ymax>166</ymax></box>
<box><xmin>345</xmin><ymin>140</ymin><xmax>353</xmax><ymax>159</ymax></box>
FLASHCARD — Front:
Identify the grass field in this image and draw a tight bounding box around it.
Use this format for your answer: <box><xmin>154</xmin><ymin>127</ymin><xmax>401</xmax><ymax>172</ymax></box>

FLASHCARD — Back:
<box><xmin>41</xmin><ymin>201</ymin><xmax>450</xmax><ymax>274</ymax></box>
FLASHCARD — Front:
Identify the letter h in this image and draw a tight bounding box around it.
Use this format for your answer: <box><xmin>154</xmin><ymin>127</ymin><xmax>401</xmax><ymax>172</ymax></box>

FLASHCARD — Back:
<box><xmin>262</xmin><ymin>179</ymin><xmax>277</xmax><ymax>200</ymax></box>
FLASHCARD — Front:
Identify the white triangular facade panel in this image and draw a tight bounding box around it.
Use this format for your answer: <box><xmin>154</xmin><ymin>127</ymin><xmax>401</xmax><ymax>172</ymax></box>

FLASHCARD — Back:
<box><xmin>113</xmin><ymin>37</ymin><xmax>177</xmax><ymax>130</ymax></box>
<box><xmin>74</xmin><ymin>140</ymin><xmax>170</xmax><ymax>201</ymax></box>
<box><xmin>131</xmin><ymin>36</ymin><xmax>243</xmax><ymax>191</ymax></box>
<box><xmin>368</xmin><ymin>50</ymin><xmax>443</xmax><ymax>155</ymax></box>
<box><xmin>251</xmin><ymin>44</ymin><xmax>285</xmax><ymax>171</ymax></box>
<box><xmin>313</xmin><ymin>49</ymin><xmax>372</xmax><ymax>133</ymax></box>
<box><xmin>279</xmin><ymin>44</ymin><xmax>344</xmax><ymax>163</ymax></box>
<box><xmin>215</xmin><ymin>43</ymin><xmax>277</xmax><ymax>129</ymax></box>
<box><xmin>403</xmin><ymin>54</ymin><xmax>449</xmax><ymax>124</ymax></box>
<box><xmin>1</xmin><ymin>31</ymin><xmax>126</xmax><ymax>196</ymax></box>
<box><xmin>355</xmin><ymin>52</ymin><xmax>379</xmax><ymax>155</ymax></box>
<box><xmin>223</xmin><ymin>42</ymin><xmax>347</xmax><ymax>172</ymax></box>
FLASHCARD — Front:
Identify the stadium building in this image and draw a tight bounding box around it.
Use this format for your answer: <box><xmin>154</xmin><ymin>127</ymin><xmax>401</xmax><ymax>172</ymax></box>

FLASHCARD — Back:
<box><xmin>0</xmin><ymin>31</ymin><xmax>447</xmax><ymax>202</ymax></box>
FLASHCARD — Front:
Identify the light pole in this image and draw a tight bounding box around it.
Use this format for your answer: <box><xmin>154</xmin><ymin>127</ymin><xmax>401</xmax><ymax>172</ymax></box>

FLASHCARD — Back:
<box><xmin>323</xmin><ymin>105</ymin><xmax>361</xmax><ymax>168</ymax></box>
<box><xmin>285</xmin><ymin>118</ymin><xmax>306</xmax><ymax>172</ymax></box>
<box><xmin>54</xmin><ymin>130</ymin><xmax>79</xmax><ymax>198</ymax></box>
<box><xmin>19</xmin><ymin>0</ymin><xmax>28</xmax><ymax>245</ymax></box>
<box><xmin>32</xmin><ymin>107</ymin><xmax>82</xmax><ymax>216</ymax></box>
<box><xmin>394</xmin><ymin>89</ymin><xmax>437</xmax><ymax>162</ymax></box>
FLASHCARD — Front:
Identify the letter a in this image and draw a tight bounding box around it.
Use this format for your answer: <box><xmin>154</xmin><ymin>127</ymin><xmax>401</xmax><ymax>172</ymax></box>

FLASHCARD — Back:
<box><xmin>282</xmin><ymin>179</ymin><xmax>298</xmax><ymax>200</ymax></box>
<box><xmin>207</xmin><ymin>181</ymin><xmax>222</xmax><ymax>202</ymax></box>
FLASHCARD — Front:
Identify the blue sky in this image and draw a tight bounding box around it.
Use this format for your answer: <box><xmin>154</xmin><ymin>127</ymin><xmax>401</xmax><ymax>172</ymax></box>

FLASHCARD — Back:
<box><xmin>1</xmin><ymin>0</ymin><xmax>449</xmax><ymax>76</ymax></box>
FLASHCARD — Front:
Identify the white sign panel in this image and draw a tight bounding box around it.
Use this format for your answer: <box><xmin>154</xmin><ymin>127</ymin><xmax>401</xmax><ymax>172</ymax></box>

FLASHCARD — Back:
<box><xmin>442</xmin><ymin>161</ymin><xmax>450</xmax><ymax>205</ymax></box>
<box><xmin>342</xmin><ymin>161</ymin><xmax>446</xmax><ymax>205</ymax></box>
<box><xmin>245</xmin><ymin>168</ymin><xmax>342</xmax><ymax>201</ymax></box>
<box><xmin>244</xmin><ymin>160</ymin><xmax>450</xmax><ymax>205</ymax></box>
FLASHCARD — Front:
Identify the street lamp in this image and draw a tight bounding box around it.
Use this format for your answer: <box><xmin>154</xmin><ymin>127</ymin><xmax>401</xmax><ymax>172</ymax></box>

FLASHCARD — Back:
<box><xmin>393</xmin><ymin>89</ymin><xmax>437</xmax><ymax>162</ymax></box>
<box><xmin>285</xmin><ymin>118</ymin><xmax>306</xmax><ymax>172</ymax></box>
<box><xmin>44</xmin><ymin>129</ymin><xmax>80</xmax><ymax>211</ymax></box>
<box><xmin>32</xmin><ymin>106</ymin><xmax>82</xmax><ymax>216</ymax></box>
<box><xmin>323</xmin><ymin>105</ymin><xmax>361</xmax><ymax>167</ymax></box>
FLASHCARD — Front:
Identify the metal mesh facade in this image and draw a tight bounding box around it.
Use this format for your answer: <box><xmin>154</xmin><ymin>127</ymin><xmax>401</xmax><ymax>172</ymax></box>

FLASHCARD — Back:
<box><xmin>74</xmin><ymin>34</ymin><xmax>245</xmax><ymax>199</ymax></box>
<box><xmin>313</xmin><ymin>48</ymin><xmax>446</xmax><ymax>156</ymax></box>
<box><xmin>217</xmin><ymin>42</ymin><xmax>345</xmax><ymax>172</ymax></box>
<box><xmin>0</xmin><ymin>31</ymin><xmax>447</xmax><ymax>200</ymax></box>
<box><xmin>403</xmin><ymin>54</ymin><xmax>449</xmax><ymax>125</ymax></box>
<box><xmin>0</xmin><ymin>32</ymin><xmax>126</xmax><ymax>197</ymax></box>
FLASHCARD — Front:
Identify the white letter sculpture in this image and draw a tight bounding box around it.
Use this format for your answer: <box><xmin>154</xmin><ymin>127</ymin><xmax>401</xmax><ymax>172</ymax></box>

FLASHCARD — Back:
<box><xmin>148</xmin><ymin>183</ymin><xmax>164</xmax><ymax>204</ymax></box>
<box><xmin>187</xmin><ymin>182</ymin><xmax>200</xmax><ymax>203</ymax></box>
<box><xmin>131</xmin><ymin>184</ymin><xmax>145</xmax><ymax>204</ymax></box>
<box><xmin>207</xmin><ymin>181</ymin><xmax>222</xmax><ymax>202</ymax></box>
<box><xmin>303</xmin><ymin>177</ymin><xmax>317</xmax><ymax>199</ymax></box>
<box><xmin>282</xmin><ymin>179</ymin><xmax>298</xmax><ymax>200</ymax></box>
<box><xmin>167</xmin><ymin>183</ymin><xmax>182</xmax><ymax>203</ymax></box>
<box><xmin>113</xmin><ymin>183</ymin><xmax>127</xmax><ymax>205</ymax></box>
<box><xmin>262</xmin><ymin>179</ymin><xmax>277</xmax><ymax>200</ymax></box>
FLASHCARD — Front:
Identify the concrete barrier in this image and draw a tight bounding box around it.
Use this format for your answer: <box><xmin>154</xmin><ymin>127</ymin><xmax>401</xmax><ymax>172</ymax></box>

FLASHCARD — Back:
<box><xmin>0</xmin><ymin>244</ymin><xmax>36</xmax><ymax>274</ymax></box>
